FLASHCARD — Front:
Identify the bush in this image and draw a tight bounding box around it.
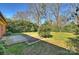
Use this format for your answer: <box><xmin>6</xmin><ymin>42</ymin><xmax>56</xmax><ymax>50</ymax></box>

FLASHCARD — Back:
<box><xmin>74</xmin><ymin>26</ymin><xmax>79</xmax><ymax>35</ymax></box>
<box><xmin>67</xmin><ymin>36</ymin><xmax>79</xmax><ymax>53</ymax></box>
<box><xmin>38</xmin><ymin>23</ymin><xmax>52</xmax><ymax>38</ymax></box>
<box><xmin>0</xmin><ymin>40</ymin><xmax>6</xmax><ymax>55</ymax></box>
<box><xmin>62</xmin><ymin>22</ymin><xmax>76</xmax><ymax>32</ymax></box>
<box><xmin>7</xmin><ymin>20</ymin><xmax>38</xmax><ymax>33</ymax></box>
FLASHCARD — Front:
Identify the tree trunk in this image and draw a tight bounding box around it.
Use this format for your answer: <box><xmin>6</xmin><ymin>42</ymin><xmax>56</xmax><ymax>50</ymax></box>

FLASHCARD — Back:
<box><xmin>76</xmin><ymin>15</ymin><xmax>79</xmax><ymax>27</ymax></box>
<box><xmin>56</xmin><ymin>4</ymin><xmax>61</xmax><ymax>32</ymax></box>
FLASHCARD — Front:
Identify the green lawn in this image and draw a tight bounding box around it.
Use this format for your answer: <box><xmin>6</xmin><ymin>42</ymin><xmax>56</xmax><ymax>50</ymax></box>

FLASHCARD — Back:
<box><xmin>52</xmin><ymin>32</ymin><xmax>75</xmax><ymax>40</ymax></box>
<box><xmin>6</xmin><ymin>41</ymin><xmax>76</xmax><ymax>55</ymax></box>
<box><xmin>23</xmin><ymin>32</ymin><xmax>76</xmax><ymax>40</ymax></box>
<box><xmin>23</xmin><ymin>32</ymin><xmax>76</xmax><ymax>49</ymax></box>
<box><xmin>5</xmin><ymin>32</ymin><xmax>78</xmax><ymax>55</ymax></box>
<box><xmin>6</xmin><ymin>43</ymin><xmax>27</xmax><ymax>54</ymax></box>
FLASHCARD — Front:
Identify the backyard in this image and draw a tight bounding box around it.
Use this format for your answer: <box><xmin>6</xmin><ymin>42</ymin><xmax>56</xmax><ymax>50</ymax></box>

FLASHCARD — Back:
<box><xmin>1</xmin><ymin>3</ymin><xmax>79</xmax><ymax>55</ymax></box>
<box><xmin>5</xmin><ymin>40</ymin><xmax>75</xmax><ymax>55</ymax></box>
<box><xmin>23</xmin><ymin>32</ymin><xmax>76</xmax><ymax>49</ymax></box>
<box><xmin>1</xmin><ymin>32</ymin><xmax>78</xmax><ymax>55</ymax></box>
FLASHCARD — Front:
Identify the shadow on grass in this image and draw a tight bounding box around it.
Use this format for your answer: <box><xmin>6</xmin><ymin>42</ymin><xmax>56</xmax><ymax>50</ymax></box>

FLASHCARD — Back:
<box><xmin>22</xmin><ymin>40</ymin><xmax>77</xmax><ymax>55</ymax></box>
<box><xmin>40</xmin><ymin>35</ymin><xmax>53</xmax><ymax>38</ymax></box>
<box><xmin>19</xmin><ymin>34</ymin><xmax>77</xmax><ymax>55</ymax></box>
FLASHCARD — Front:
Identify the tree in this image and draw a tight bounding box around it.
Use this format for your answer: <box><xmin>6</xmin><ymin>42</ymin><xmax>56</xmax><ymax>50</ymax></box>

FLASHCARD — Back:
<box><xmin>7</xmin><ymin>19</ymin><xmax>38</xmax><ymax>33</ymax></box>
<box><xmin>13</xmin><ymin>11</ymin><xmax>29</xmax><ymax>20</ymax></box>
<box><xmin>69</xmin><ymin>4</ymin><xmax>79</xmax><ymax>34</ymax></box>
<box><xmin>28</xmin><ymin>4</ymin><xmax>47</xmax><ymax>32</ymax></box>
<box><xmin>46</xmin><ymin>3</ymin><xmax>62</xmax><ymax>32</ymax></box>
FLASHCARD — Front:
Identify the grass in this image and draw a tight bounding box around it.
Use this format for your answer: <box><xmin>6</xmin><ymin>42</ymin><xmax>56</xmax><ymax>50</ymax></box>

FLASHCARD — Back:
<box><xmin>23</xmin><ymin>32</ymin><xmax>76</xmax><ymax>39</ymax></box>
<box><xmin>6</xmin><ymin>43</ymin><xmax>27</xmax><ymax>54</ymax></box>
<box><xmin>23</xmin><ymin>32</ymin><xmax>39</xmax><ymax>38</ymax></box>
<box><xmin>4</xmin><ymin>32</ymin><xmax>78</xmax><ymax>55</ymax></box>
<box><xmin>52</xmin><ymin>32</ymin><xmax>75</xmax><ymax>40</ymax></box>
<box><xmin>6</xmin><ymin>41</ymin><xmax>75</xmax><ymax>55</ymax></box>
<box><xmin>22</xmin><ymin>32</ymin><xmax>76</xmax><ymax>49</ymax></box>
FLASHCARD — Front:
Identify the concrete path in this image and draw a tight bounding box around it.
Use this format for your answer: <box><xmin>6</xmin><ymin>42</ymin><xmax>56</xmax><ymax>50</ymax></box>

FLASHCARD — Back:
<box><xmin>2</xmin><ymin>34</ymin><xmax>40</xmax><ymax>45</ymax></box>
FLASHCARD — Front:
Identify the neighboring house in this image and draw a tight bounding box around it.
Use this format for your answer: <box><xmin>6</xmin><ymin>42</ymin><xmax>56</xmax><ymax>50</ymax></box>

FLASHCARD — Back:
<box><xmin>0</xmin><ymin>12</ymin><xmax>8</xmax><ymax>39</ymax></box>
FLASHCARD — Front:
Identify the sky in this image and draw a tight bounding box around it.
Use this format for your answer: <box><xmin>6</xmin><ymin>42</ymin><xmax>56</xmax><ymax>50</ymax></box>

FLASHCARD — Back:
<box><xmin>0</xmin><ymin>3</ymin><xmax>29</xmax><ymax>18</ymax></box>
<box><xmin>0</xmin><ymin>3</ymin><xmax>71</xmax><ymax>19</ymax></box>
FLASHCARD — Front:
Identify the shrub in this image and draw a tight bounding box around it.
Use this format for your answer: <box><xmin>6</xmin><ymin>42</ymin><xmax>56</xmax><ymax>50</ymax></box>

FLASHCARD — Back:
<box><xmin>67</xmin><ymin>36</ymin><xmax>79</xmax><ymax>53</ymax></box>
<box><xmin>7</xmin><ymin>20</ymin><xmax>38</xmax><ymax>33</ymax></box>
<box><xmin>0</xmin><ymin>40</ymin><xmax>6</xmax><ymax>55</ymax></box>
<box><xmin>74</xmin><ymin>26</ymin><xmax>79</xmax><ymax>35</ymax></box>
<box><xmin>38</xmin><ymin>24</ymin><xmax>52</xmax><ymax>38</ymax></box>
<box><xmin>62</xmin><ymin>22</ymin><xmax>76</xmax><ymax>32</ymax></box>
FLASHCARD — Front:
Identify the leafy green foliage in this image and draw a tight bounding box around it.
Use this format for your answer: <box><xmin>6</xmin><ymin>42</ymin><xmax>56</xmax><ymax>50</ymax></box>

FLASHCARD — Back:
<box><xmin>74</xmin><ymin>26</ymin><xmax>79</xmax><ymax>34</ymax></box>
<box><xmin>38</xmin><ymin>21</ymin><xmax>52</xmax><ymax>38</ymax></box>
<box><xmin>0</xmin><ymin>41</ymin><xmax>6</xmax><ymax>55</ymax></box>
<box><xmin>7</xmin><ymin>43</ymin><xmax>27</xmax><ymax>54</ymax></box>
<box><xmin>62</xmin><ymin>21</ymin><xmax>79</xmax><ymax>35</ymax></box>
<box><xmin>62</xmin><ymin>22</ymin><xmax>76</xmax><ymax>32</ymax></box>
<box><xmin>7</xmin><ymin>20</ymin><xmax>38</xmax><ymax>33</ymax></box>
<box><xmin>67</xmin><ymin>36</ymin><xmax>79</xmax><ymax>53</ymax></box>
